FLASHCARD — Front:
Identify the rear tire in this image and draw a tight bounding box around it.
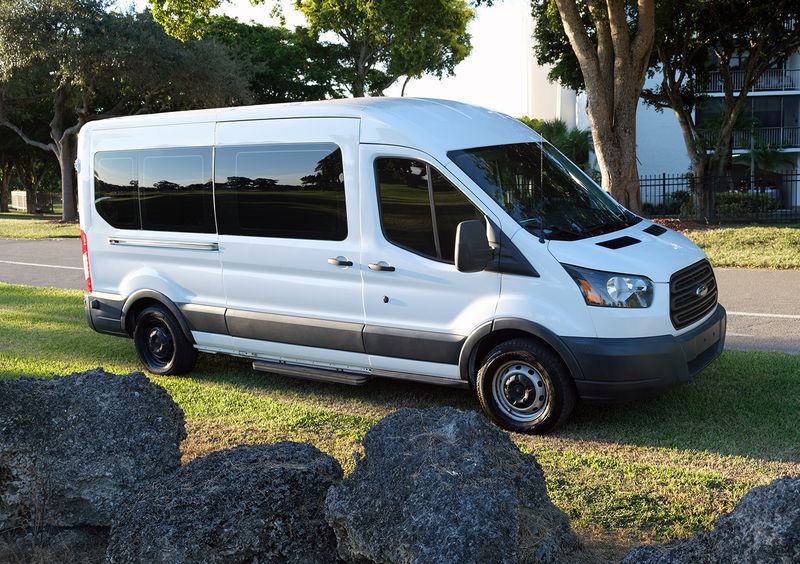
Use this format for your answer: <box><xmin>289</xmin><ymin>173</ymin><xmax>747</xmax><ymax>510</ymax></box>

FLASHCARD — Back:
<box><xmin>133</xmin><ymin>305</ymin><xmax>197</xmax><ymax>375</ymax></box>
<box><xmin>476</xmin><ymin>338</ymin><xmax>575</xmax><ymax>433</ymax></box>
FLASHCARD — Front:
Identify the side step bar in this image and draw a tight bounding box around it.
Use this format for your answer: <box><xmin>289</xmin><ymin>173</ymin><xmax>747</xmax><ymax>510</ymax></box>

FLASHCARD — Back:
<box><xmin>252</xmin><ymin>360</ymin><xmax>372</xmax><ymax>386</ymax></box>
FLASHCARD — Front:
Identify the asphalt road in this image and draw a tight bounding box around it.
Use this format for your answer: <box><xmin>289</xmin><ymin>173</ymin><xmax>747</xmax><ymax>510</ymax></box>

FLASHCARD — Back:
<box><xmin>0</xmin><ymin>238</ymin><xmax>798</xmax><ymax>353</ymax></box>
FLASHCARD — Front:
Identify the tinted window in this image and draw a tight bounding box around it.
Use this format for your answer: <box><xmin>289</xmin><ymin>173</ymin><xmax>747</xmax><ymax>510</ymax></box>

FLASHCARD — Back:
<box><xmin>94</xmin><ymin>152</ymin><xmax>139</xmax><ymax>229</ymax></box>
<box><xmin>431</xmin><ymin>169</ymin><xmax>483</xmax><ymax>262</ymax></box>
<box><xmin>376</xmin><ymin>158</ymin><xmax>483</xmax><ymax>262</ymax></box>
<box><xmin>215</xmin><ymin>143</ymin><xmax>347</xmax><ymax>240</ymax></box>
<box><xmin>376</xmin><ymin>158</ymin><xmax>437</xmax><ymax>259</ymax></box>
<box><xmin>139</xmin><ymin>148</ymin><xmax>214</xmax><ymax>233</ymax></box>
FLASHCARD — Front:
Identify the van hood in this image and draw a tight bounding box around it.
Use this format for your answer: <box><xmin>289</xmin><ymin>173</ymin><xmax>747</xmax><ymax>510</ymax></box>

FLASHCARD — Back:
<box><xmin>543</xmin><ymin>221</ymin><xmax>707</xmax><ymax>283</ymax></box>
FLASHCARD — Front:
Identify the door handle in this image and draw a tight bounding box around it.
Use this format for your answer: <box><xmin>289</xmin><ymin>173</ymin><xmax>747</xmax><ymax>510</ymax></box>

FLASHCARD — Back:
<box><xmin>328</xmin><ymin>256</ymin><xmax>353</xmax><ymax>267</ymax></box>
<box><xmin>368</xmin><ymin>261</ymin><xmax>396</xmax><ymax>272</ymax></box>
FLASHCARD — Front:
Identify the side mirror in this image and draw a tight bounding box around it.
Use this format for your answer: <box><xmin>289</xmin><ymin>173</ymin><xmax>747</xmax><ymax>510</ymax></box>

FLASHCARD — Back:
<box><xmin>455</xmin><ymin>220</ymin><xmax>492</xmax><ymax>273</ymax></box>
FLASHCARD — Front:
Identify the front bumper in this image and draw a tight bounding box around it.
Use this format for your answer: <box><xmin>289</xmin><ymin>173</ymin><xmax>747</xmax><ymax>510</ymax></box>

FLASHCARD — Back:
<box><xmin>565</xmin><ymin>304</ymin><xmax>727</xmax><ymax>402</ymax></box>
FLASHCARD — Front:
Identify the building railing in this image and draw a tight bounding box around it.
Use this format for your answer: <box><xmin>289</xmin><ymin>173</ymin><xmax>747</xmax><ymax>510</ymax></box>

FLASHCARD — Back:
<box><xmin>640</xmin><ymin>172</ymin><xmax>800</xmax><ymax>223</ymax></box>
<box><xmin>705</xmin><ymin>68</ymin><xmax>800</xmax><ymax>92</ymax></box>
<box><xmin>699</xmin><ymin>126</ymin><xmax>800</xmax><ymax>149</ymax></box>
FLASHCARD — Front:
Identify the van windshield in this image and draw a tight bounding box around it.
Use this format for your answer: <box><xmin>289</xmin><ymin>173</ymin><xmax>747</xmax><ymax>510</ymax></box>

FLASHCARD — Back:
<box><xmin>448</xmin><ymin>142</ymin><xmax>640</xmax><ymax>240</ymax></box>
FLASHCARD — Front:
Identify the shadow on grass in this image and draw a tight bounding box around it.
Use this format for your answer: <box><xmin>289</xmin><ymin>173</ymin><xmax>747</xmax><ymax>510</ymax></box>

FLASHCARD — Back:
<box><xmin>2</xmin><ymin>283</ymin><xmax>798</xmax><ymax>464</ymax></box>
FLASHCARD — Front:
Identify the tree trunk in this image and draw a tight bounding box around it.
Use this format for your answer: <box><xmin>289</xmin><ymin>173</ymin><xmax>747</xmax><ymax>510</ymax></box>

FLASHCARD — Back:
<box><xmin>552</xmin><ymin>0</ymin><xmax>654</xmax><ymax>214</ymax></box>
<box><xmin>589</xmin><ymin>106</ymin><xmax>642</xmax><ymax>211</ymax></box>
<box><xmin>0</xmin><ymin>164</ymin><xmax>10</xmax><ymax>213</ymax></box>
<box><xmin>58</xmin><ymin>135</ymin><xmax>78</xmax><ymax>221</ymax></box>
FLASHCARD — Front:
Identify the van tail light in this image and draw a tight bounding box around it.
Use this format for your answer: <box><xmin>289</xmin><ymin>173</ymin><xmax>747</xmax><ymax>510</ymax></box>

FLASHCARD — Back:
<box><xmin>80</xmin><ymin>229</ymin><xmax>93</xmax><ymax>293</ymax></box>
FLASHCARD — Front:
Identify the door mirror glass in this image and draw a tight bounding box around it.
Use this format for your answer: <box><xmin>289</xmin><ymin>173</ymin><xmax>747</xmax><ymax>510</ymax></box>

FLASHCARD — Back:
<box><xmin>455</xmin><ymin>220</ymin><xmax>492</xmax><ymax>273</ymax></box>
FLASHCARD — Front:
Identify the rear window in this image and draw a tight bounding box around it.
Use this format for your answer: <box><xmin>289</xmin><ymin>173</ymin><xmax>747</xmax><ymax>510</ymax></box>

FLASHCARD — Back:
<box><xmin>93</xmin><ymin>148</ymin><xmax>214</xmax><ymax>233</ymax></box>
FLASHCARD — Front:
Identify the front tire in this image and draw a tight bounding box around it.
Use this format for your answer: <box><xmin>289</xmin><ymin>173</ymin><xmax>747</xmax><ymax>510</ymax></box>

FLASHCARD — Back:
<box><xmin>133</xmin><ymin>305</ymin><xmax>197</xmax><ymax>375</ymax></box>
<box><xmin>476</xmin><ymin>338</ymin><xmax>575</xmax><ymax>433</ymax></box>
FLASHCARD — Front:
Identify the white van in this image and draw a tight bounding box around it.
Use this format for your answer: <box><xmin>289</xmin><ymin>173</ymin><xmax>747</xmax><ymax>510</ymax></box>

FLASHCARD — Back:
<box><xmin>77</xmin><ymin>98</ymin><xmax>726</xmax><ymax>433</ymax></box>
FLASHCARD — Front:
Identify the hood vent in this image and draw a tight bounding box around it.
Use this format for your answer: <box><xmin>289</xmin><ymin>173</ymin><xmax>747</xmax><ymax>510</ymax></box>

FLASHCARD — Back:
<box><xmin>644</xmin><ymin>224</ymin><xmax>667</xmax><ymax>236</ymax></box>
<box><xmin>596</xmin><ymin>236</ymin><xmax>641</xmax><ymax>250</ymax></box>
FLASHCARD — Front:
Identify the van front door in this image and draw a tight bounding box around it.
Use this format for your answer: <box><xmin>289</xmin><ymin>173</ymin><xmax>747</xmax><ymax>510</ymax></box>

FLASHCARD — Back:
<box><xmin>359</xmin><ymin>145</ymin><xmax>502</xmax><ymax>381</ymax></box>
<box><xmin>215</xmin><ymin>118</ymin><xmax>368</xmax><ymax>370</ymax></box>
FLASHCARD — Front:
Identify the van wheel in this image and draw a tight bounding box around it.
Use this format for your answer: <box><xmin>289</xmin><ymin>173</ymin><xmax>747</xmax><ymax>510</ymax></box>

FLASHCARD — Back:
<box><xmin>476</xmin><ymin>338</ymin><xmax>575</xmax><ymax>433</ymax></box>
<box><xmin>133</xmin><ymin>305</ymin><xmax>197</xmax><ymax>375</ymax></box>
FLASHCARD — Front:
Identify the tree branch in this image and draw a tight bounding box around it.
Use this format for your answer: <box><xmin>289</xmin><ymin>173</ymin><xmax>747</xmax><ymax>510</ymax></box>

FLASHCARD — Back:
<box><xmin>0</xmin><ymin>120</ymin><xmax>56</xmax><ymax>153</ymax></box>
<box><xmin>631</xmin><ymin>0</ymin><xmax>655</xmax><ymax>76</ymax></box>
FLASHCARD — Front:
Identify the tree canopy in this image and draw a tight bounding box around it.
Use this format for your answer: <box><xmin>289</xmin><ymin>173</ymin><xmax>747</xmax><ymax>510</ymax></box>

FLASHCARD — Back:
<box><xmin>533</xmin><ymin>0</ymin><xmax>800</xmax><ymax>218</ymax></box>
<box><xmin>295</xmin><ymin>0</ymin><xmax>474</xmax><ymax>96</ymax></box>
<box><xmin>149</xmin><ymin>0</ymin><xmax>475</xmax><ymax>97</ymax></box>
<box><xmin>0</xmin><ymin>0</ymin><xmax>248</xmax><ymax>220</ymax></box>
<box><xmin>205</xmin><ymin>16</ymin><xmax>344</xmax><ymax>103</ymax></box>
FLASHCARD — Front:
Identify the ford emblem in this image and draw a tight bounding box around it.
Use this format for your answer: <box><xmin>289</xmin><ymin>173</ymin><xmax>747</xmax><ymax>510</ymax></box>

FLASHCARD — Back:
<box><xmin>695</xmin><ymin>284</ymin><xmax>709</xmax><ymax>298</ymax></box>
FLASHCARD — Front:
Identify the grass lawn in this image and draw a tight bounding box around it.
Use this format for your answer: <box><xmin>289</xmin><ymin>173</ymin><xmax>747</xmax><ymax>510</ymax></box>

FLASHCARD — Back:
<box><xmin>0</xmin><ymin>214</ymin><xmax>79</xmax><ymax>239</ymax></box>
<box><xmin>684</xmin><ymin>224</ymin><xmax>800</xmax><ymax>269</ymax></box>
<box><xmin>1</xmin><ymin>283</ymin><xmax>798</xmax><ymax>560</ymax></box>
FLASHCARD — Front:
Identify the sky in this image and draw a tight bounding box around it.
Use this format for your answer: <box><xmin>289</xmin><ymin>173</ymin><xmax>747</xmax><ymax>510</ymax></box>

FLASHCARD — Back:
<box><xmin>123</xmin><ymin>0</ymin><xmax>533</xmax><ymax>117</ymax></box>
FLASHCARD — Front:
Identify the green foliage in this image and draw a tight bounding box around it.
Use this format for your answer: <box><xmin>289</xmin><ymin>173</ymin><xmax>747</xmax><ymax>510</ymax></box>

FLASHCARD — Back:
<box><xmin>0</xmin><ymin>1</ymin><xmax>250</xmax><ymax>219</ymax></box>
<box><xmin>518</xmin><ymin>116</ymin><xmax>592</xmax><ymax>169</ymax></box>
<box><xmin>716</xmin><ymin>192</ymin><xmax>779</xmax><ymax>219</ymax></box>
<box><xmin>149</xmin><ymin>0</ymin><xmax>224</xmax><ymax>40</ymax></box>
<box><xmin>148</xmin><ymin>0</ymin><xmax>475</xmax><ymax>98</ymax></box>
<box><xmin>733</xmin><ymin>145</ymin><xmax>797</xmax><ymax>174</ymax></box>
<box><xmin>641</xmin><ymin>189</ymin><xmax>691</xmax><ymax>216</ymax></box>
<box><xmin>531</xmin><ymin>0</ymin><xmax>585</xmax><ymax>91</ymax></box>
<box><xmin>205</xmin><ymin>16</ymin><xmax>343</xmax><ymax>103</ymax></box>
<box><xmin>295</xmin><ymin>0</ymin><xmax>474</xmax><ymax>96</ymax></box>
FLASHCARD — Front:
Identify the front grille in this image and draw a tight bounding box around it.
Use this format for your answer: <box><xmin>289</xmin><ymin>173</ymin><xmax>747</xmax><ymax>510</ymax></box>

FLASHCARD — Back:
<box><xmin>670</xmin><ymin>260</ymin><xmax>717</xmax><ymax>329</ymax></box>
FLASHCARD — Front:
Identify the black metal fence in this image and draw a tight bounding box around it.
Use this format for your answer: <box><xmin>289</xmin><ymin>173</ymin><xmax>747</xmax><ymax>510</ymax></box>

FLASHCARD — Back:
<box><xmin>640</xmin><ymin>172</ymin><xmax>800</xmax><ymax>223</ymax></box>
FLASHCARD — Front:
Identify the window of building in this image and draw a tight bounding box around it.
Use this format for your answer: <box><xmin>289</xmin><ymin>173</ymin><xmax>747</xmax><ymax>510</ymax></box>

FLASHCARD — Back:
<box><xmin>376</xmin><ymin>157</ymin><xmax>484</xmax><ymax>262</ymax></box>
<box><xmin>215</xmin><ymin>143</ymin><xmax>347</xmax><ymax>240</ymax></box>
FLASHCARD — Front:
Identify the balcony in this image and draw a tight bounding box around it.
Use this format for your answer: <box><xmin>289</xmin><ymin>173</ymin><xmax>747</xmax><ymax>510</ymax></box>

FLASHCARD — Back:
<box><xmin>700</xmin><ymin>127</ymin><xmax>800</xmax><ymax>150</ymax></box>
<box><xmin>706</xmin><ymin>69</ymin><xmax>800</xmax><ymax>93</ymax></box>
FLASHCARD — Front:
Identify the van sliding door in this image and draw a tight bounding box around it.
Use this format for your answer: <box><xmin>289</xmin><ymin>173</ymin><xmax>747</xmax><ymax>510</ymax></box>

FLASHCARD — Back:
<box><xmin>214</xmin><ymin>118</ymin><xmax>368</xmax><ymax>369</ymax></box>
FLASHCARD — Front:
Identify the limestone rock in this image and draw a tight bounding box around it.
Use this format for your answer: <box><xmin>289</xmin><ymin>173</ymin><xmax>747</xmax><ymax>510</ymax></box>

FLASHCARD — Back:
<box><xmin>106</xmin><ymin>442</ymin><xmax>343</xmax><ymax>564</ymax></box>
<box><xmin>0</xmin><ymin>368</ymin><xmax>185</xmax><ymax>529</ymax></box>
<box><xmin>623</xmin><ymin>476</ymin><xmax>800</xmax><ymax>564</ymax></box>
<box><xmin>325</xmin><ymin>407</ymin><xmax>581</xmax><ymax>564</ymax></box>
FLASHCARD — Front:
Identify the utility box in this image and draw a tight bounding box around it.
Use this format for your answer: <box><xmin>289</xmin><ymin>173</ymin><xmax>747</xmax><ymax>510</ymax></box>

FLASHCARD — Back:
<box><xmin>10</xmin><ymin>190</ymin><xmax>29</xmax><ymax>212</ymax></box>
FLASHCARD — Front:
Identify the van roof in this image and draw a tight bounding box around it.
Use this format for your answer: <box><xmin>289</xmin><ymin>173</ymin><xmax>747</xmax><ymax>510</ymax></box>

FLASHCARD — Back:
<box><xmin>80</xmin><ymin>97</ymin><xmax>542</xmax><ymax>152</ymax></box>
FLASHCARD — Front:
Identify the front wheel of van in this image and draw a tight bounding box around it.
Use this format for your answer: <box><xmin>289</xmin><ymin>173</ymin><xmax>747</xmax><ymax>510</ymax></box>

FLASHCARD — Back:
<box><xmin>476</xmin><ymin>339</ymin><xmax>575</xmax><ymax>434</ymax></box>
<box><xmin>133</xmin><ymin>305</ymin><xmax>197</xmax><ymax>375</ymax></box>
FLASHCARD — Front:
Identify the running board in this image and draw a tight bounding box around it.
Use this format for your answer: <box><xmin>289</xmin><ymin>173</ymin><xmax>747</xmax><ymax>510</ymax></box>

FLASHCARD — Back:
<box><xmin>252</xmin><ymin>360</ymin><xmax>372</xmax><ymax>386</ymax></box>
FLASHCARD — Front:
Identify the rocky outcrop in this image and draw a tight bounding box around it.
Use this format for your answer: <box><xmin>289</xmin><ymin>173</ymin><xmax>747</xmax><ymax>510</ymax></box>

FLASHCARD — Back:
<box><xmin>106</xmin><ymin>442</ymin><xmax>343</xmax><ymax>564</ymax></box>
<box><xmin>325</xmin><ymin>407</ymin><xmax>582</xmax><ymax>564</ymax></box>
<box><xmin>623</xmin><ymin>476</ymin><xmax>800</xmax><ymax>564</ymax></box>
<box><xmin>0</xmin><ymin>368</ymin><xmax>185</xmax><ymax>529</ymax></box>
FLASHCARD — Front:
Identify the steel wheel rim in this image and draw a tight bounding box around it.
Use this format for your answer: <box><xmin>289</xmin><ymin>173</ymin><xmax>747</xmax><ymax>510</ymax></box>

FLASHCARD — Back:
<box><xmin>142</xmin><ymin>321</ymin><xmax>174</xmax><ymax>367</ymax></box>
<box><xmin>492</xmin><ymin>361</ymin><xmax>548</xmax><ymax>423</ymax></box>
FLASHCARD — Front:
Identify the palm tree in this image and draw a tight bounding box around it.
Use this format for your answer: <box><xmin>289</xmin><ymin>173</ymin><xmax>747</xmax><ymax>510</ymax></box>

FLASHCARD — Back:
<box><xmin>518</xmin><ymin>117</ymin><xmax>593</xmax><ymax>171</ymax></box>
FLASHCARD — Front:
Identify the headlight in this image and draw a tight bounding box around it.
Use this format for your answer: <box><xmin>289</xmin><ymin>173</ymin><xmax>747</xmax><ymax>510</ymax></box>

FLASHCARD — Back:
<box><xmin>562</xmin><ymin>264</ymin><xmax>654</xmax><ymax>308</ymax></box>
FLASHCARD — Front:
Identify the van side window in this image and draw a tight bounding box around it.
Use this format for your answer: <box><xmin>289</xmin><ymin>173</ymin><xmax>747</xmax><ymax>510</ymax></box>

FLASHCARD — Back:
<box><xmin>215</xmin><ymin>143</ymin><xmax>347</xmax><ymax>241</ymax></box>
<box><xmin>93</xmin><ymin>148</ymin><xmax>214</xmax><ymax>233</ymax></box>
<box><xmin>94</xmin><ymin>152</ymin><xmax>140</xmax><ymax>230</ymax></box>
<box><xmin>376</xmin><ymin>158</ymin><xmax>483</xmax><ymax>263</ymax></box>
<box><xmin>140</xmin><ymin>148</ymin><xmax>214</xmax><ymax>233</ymax></box>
